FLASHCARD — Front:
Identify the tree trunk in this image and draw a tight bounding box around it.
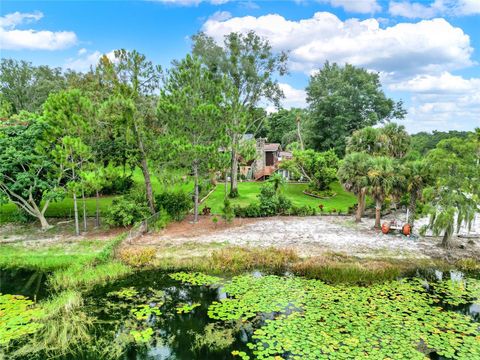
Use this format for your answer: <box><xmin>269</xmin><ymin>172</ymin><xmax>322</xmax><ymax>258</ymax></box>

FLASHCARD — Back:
<box><xmin>355</xmin><ymin>192</ymin><xmax>365</xmax><ymax>223</ymax></box>
<box><xmin>38</xmin><ymin>213</ymin><xmax>51</xmax><ymax>230</ymax></box>
<box><xmin>82</xmin><ymin>189</ymin><xmax>87</xmax><ymax>233</ymax></box>
<box><xmin>229</xmin><ymin>148</ymin><xmax>239</xmax><ymax>198</ymax></box>
<box><xmin>133</xmin><ymin>116</ymin><xmax>155</xmax><ymax>214</ymax></box>
<box><xmin>296</xmin><ymin>115</ymin><xmax>304</xmax><ymax>151</ymax></box>
<box><xmin>374</xmin><ymin>199</ymin><xmax>382</xmax><ymax>229</ymax></box>
<box><xmin>193</xmin><ymin>162</ymin><xmax>199</xmax><ymax>223</ymax></box>
<box><xmin>140</xmin><ymin>156</ymin><xmax>155</xmax><ymax>214</ymax></box>
<box><xmin>73</xmin><ymin>191</ymin><xmax>80</xmax><ymax>236</ymax></box>
<box><xmin>441</xmin><ymin>231</ymin><xmax>452</xmax><ymax>248</ymax></box>
<box><xmin>408</xmin><ymin>191</ymin><xmax>417</xmax><ymax>227</ymax></box>
<box><xmin>224</xmin><ymin>170</ymin><xmax>228</xmax><ymax>198</ymax></box>
<box><xmin>95</xmin><ymin>189</ymin><xmax>100</xmax><ymax>228</ymax></box>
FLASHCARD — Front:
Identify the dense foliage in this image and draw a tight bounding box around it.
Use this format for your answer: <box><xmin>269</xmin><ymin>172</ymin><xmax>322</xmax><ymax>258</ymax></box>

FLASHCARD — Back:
<box><xmin>306</xmin><ymin>62</ymin><xmax>406</xmax><ymax>156</ymax></box>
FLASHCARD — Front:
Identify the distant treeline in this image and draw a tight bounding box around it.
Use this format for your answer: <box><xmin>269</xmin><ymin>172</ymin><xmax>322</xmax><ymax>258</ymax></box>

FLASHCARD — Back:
<box><xmin>410</xmin><ymin>130</ymin><xmax>470</xmax><ymax>155</ymax></box>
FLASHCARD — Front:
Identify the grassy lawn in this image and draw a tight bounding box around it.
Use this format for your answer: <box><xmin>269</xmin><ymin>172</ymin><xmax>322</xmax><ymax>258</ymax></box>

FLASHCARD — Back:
<box><xmin>0</xmin><ymin>168</ymin><xmax>194</xmax><ymax>223</ymax></box>
<box><xmin>203</xmin><ymin>181</ymin><xmax>357</xmax><ymax>214</ymax></box>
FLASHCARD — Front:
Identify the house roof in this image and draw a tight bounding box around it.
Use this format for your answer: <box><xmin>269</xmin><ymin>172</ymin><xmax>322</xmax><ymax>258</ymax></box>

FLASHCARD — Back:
<box><xmin>264</xmin><ymin>143</ymin><xmax>280</xmax><ymax>152</ymax></box>
<box><xmin>279</xmin><ymin>151</ymin><xmax>293</xmax><ymax>158</ymax></box>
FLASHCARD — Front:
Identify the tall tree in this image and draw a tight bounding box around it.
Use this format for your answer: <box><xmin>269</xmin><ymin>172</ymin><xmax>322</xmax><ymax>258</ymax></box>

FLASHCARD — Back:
<box><xmin>266</xmin><ymin>108</ymin><xmax>304</xmax><ymax>146</ymax></box>
<box><xmin>0</xmin><ymin>59</ymin><xmax>65</xmax><ymax>114</ymax></box>
<box><xmin>96</xmin><ymin>50</ymin><xmax>161</xmax><ymax>213</ymax></box>
<box><xmin>157</xmin><ymin>55</ymin><xmax>225</xmax><ymax>222</ymax></box>
<box><xmin>337</xmin><ymin>152</ymin><xmax>373</xmax><ymax>223</ymax></box>
<box><xmin>0</xmin><ymin>114</ymin><xmax>64</xmax><ymax>229</ymax></box>
<box><xmin>423</xmin><ymin>137</ymin><xmax>479</xmax><ymax>248</ymax></box>
<box><xmin>367</xmin><ymin>156</ymin><xmax>395</xmax><ymax>228</ymax></box>
<box><xmin>192</xmin><ymin>31</ymin><xmax>288</xmax><ymax>197</ymax></box>
<box><xmin>42</xmin><ymin>89</ymin><xmax>93</xmax><ymax>235</ymax></box>
<box><xmin>306</xmin><ymin>62</ymin><xmax>405</xmax><ymax>156</ymax></box>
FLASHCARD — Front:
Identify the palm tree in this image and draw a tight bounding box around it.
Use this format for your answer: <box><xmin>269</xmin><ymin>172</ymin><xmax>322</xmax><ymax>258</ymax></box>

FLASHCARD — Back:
<box><xmin>381</xmin><ymin>123</ymin><xmax>410</xmax><ymax>159</ymax></box>
<box><xmin>268</xmin><ymin>172</ymin><xmax>285</xmax><ymax>193</ymax></box>
<box><xmin>367</xmin><ymin>156</ymin><xmax>395</xmax><ymax>229</ymax></box>
<box><xmin>337</xmin><ymin>152</ymin><xmax>373</xmax><ymax>222</ymax></box>
<box><xmin>403</xmin><ymin>159</ymin><xmax>431</xmax><ymax>227</ymax></box>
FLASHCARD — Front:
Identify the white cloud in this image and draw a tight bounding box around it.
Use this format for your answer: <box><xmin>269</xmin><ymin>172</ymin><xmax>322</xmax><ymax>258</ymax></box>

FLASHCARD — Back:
<box><xmin>390</xmin><ymin>72</ymin><xmax>480</xmax><ymax>93</ymax></box>
<box><xmin>202</xmin><ymin>12</ymin><xmax>473</xmax><ymax>79</ymax></box>
<box><xmin>65</xmin><ymin>49</ymin><xmax>116</xmax><ymax>71</ymax></box>
<box><xmin>390</xmin><ymin>72</ymin><xmax>480</xmax><ymax>132</ymax></box>
<box><xmin>319</xmin><ymin>0</ymin><xmax>381</xmax><ymax>14</ymax></box>
<box><xmin>0</xmin><ymin>11</ymin><xmax>77</xmax><ymax>50</ymax></box>
<box><xmin>279</xmin><ymin>83</ymin><xmax>307</xmax><ymax>109</ymax></box>
<box><xmin>388</xmin><ymin>0</ymin><xmax>480</xmax><ymax>19</ymax></box>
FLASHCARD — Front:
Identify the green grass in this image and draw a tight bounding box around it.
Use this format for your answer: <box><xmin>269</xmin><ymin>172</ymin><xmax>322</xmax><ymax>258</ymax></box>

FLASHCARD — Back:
<box><xmin>0</xmin><ymin>168</ymin><xmax>194</xmax><ymax>223</ymax></box>
<box><xmin>48</xmin><ymin>261</ymin><xmax>132</xmax><ymax>292</ymax></box>
<box><xmin>0</xmin><ymin>242</ymin><xmax>104</xmax><ymax>271</ymax></box>
<box><xmin>203</xmin><ymin>181</ymin><xmax>357</xmax><ymax>214</ymax></box>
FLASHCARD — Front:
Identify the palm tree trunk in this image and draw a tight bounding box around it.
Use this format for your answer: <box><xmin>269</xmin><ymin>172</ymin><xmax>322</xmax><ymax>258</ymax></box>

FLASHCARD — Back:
<box><xmin>408</xmin><ymin>191</ymin><xmax>417</xmax><ymax>227</ymax></box>
<box><xmin>355</xmin><ymin>192</ymin><xmax>363</xmax><ymax>222</ymax></box>
<box><xmin>374</xmin><ymin>199</ymin><xmax>382</xmax><ymax>229</ymax></box>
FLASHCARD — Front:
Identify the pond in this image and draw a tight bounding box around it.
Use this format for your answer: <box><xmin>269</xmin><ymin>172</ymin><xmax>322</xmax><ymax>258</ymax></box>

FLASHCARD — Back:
<box><xmin>1</xmin><ymin>268</ymin><xmax>480</xmax><ymax>359</ymax></box>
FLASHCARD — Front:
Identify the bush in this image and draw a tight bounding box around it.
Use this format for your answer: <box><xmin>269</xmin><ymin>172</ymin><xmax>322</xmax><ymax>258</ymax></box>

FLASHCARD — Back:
<box><xmin>222</xmin><ymin>198</ymin><xmax>235</xmax><ymax>223</ymax></box>
<box><xmin>117</xmin><ymin>247</ymin><xmax>156</xmax><ymax>267</ymax></box>
<box><xmin>101</xmin><ymin>174</ymin><xmax>133</xmax><ymax>195</ymax></box>
<box><xmin>258</xmin><ymin>183</ymin><xmax>280</xmax><ymax>216</ymax></box>
<box><xmin>155</xmin><ymin>191</ymin><xmax>191</xmax><ymax>221</ymax></box>
<box><xmin>287</xmin><ymin>205</ymin><xmax>317</xmax><ymax>216</ymax></box>
<box><xmin>104</xmin><ymin>193</ymin><xmax>150</xmax><ymax>227</ymax></box>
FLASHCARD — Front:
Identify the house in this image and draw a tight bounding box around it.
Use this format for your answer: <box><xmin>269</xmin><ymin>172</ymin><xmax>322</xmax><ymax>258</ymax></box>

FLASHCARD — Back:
<box><xmin>240</xmin><ymin>138</ymin><xmax>293</xmax><ymax>181</ymax></box>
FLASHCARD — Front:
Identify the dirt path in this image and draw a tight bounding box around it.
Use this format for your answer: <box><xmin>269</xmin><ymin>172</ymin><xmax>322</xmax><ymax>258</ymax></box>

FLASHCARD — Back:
<box><xmin>134</xmin><ymin>215</ymin><xmax>480</xmax><ymax>261</ymax></box>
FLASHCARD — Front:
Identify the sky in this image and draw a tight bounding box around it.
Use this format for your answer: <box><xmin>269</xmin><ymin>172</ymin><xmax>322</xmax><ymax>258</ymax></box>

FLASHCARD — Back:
<box><xmin>1</xmin><ymin>0</ymin><xmax>480</xmax><ymax>134</ymax></box>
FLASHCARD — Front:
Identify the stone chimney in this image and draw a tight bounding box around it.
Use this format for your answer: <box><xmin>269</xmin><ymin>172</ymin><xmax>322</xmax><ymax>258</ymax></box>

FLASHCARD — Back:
<box><xmin>256</xmin><ymin>138</ymin><xmax>266</xmax><ymax>170</ymax></box>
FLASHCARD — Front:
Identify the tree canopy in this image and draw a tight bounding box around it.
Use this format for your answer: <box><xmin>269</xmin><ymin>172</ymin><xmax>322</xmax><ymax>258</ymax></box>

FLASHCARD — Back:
<box><xmin>306</xmin><ymin>62</ymin><xmax>406</xmax><ymax>156</ymax></box>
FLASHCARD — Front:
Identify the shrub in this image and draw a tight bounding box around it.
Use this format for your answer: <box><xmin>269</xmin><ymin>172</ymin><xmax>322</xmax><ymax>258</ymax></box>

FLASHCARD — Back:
<box><xmin>101</xmin><ymin>174</ymin><xmax>133</xmax><ymax>195</ymax></box>
<box><xmin>221</xmin><ymin>198</ymin><xmax>235</xmax><ymax>223</ymax></box>
<box><xmin>117</xmin><ymin>247</ymin><xmax>156</xmax><ymax>267</ymax></box>
<box><xmin>104</xmin><ymin>194</ymin><xmax>150</xmax><ymax>227</ymax></box>
<box><xmin>288</xmin><ymin>205</ymin><xmax>317</xmax><ymax>216</ymax></box>
<box><xmin>155</xmin><ymin>191</ymin><xmax>191</xmax><ymax>221</ymax></box>
<box><xmin>258</xmin><ymin>183</ymin><xmax>280</xmax><ymax>216</ymax></box>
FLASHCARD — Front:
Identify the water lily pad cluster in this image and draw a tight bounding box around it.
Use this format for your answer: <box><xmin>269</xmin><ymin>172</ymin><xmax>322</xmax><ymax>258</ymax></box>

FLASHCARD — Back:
<box><xmin>0</xmin><ymin>293</ymin><xmax>44</xmax><ymax>346</ymax></box>
<box><xmin>130</xmin><ymin>304</ymin><xmax>162</xmax><ymax>321</ymax></box>
<box><xmin>428</xmin><ymin>278</ymin><xmax>480</xmax><ymax>306</ymax></box>
<box><xmin>206</xmin><ymin>275</ymin><xmax>480</xmax><ymax>359</ymax></box>
<box><xmin>176</xmin><ymin>302</ymin><xmax>201</xmax><ymax>314</ymax></box>
<box><xmin>169</xmin><ymin>272</ymin><xmax>222</xmax><ymax>286</ymax></box>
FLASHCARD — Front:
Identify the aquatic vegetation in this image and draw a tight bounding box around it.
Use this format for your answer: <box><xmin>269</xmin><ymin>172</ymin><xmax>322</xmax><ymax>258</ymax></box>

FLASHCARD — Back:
<box><xmin>130</xmin><ymin>327</ymin><xmax>154</xmax><ymax>343</ymax></box>
<box><xmin>232</xmin><ymin>350</ymin><xmax>250</xmax><ymax>360</ymax></box>
<box><xmin>429</xmin><ymin>278</ymin><xmax>480</xmax><ymax>306</ymax></box>
<box><xmin>0</xmin><ymin>293</ymin><xmax>44</xmax><ymax>346</ymax></box>
<box><xmin>206</xmin><ymin>274</ymin><xmax>480</xmax><ymax>359</ymax></box>
<box><xmin>208</xmin><ymin>275</ymin><xmax>306</xmax><ymax>321</ymax></box>
<box><xmin>107</xmin><ymin>287</ymin><xmax>139</xmax><ymax>300</ymax></box>
<box><xmin>169</xmin><ymin>271</ymin><xmax>221</xmax><ymax>286</ymax></box>
<box><xmin>130</xmin><ymin>304</ymin><xmax>162</xmax><ymax>320</ymax></box>
<box><xmin>176</xmin><ymin>302</ymin><xmax>201</xmax><ymax>314</ymax></box>
<box><xmin>11</xmin><ymin>290</ymin><xmax>94</xmax><ymax>359</ymax></box>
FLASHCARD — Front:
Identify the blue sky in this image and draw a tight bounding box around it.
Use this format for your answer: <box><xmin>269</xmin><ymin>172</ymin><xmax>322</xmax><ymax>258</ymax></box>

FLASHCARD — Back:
<box><xmin>1</xmin><ymin>0</ymin><xmax>480</xmax><ymax>133</ymax></box>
